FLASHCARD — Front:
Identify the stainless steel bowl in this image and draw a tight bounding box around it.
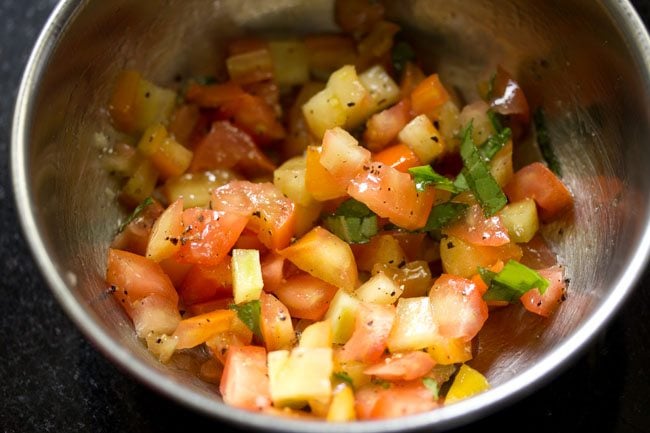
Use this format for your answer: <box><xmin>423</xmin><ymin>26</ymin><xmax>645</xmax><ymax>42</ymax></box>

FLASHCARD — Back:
<box><xmin>11</xmin><ymin>0</ymin><xmax>650</xmax><ymax>431</ymax></box>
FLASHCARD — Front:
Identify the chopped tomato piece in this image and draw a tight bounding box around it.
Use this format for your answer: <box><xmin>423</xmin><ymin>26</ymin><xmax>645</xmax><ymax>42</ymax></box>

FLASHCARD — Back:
<box><xmin>206</xmin><ymin>316</ymin><xmax>254</xmax><ymax>363</ymax></box>
<box><xmin>185</xmin><ymin>297</ymin><xmax>233</xmax><ymax>316</ymax></box>
<box><xmin>503</xmin><ymin>162</ymin><xmax>573</xmax><ymax>222</ymax></box>
<box><xmin>363</xmin><ymin>351</ymin><xmax>436</xmax><ymax>381</ymax></box>
<box><xmin>399</xmin><ymin>62</ymin><xmax>426</xmax><ymax>98</ymax></box>
<box><xmin>355</xmin><ymin>381</ymin><xmax>439</xmax><ymax>420</ymax></box>
<box><xmin>305</xmin><ymin>145</ymin><xmax>348</xmax><ymax>201</ymax></box>
<box><xmin>260</xmin><ymin>252</ymin><xmax>287</xmax><ymax>293</ymax></box>
<box><xmin>260</xmin><ymin>292</ymin><xmax>295</xmax><ymax>351</ymax></box>
<box><xmin>364</xmin><ymin>99</ymin><xmax>412</xmax><ymax>151</ymax></box>
<box><xmin>130</xmin><ymin>294</ymin><xmax>181</xmax><ymax>338</ymax></box>
<box><xmin>189</xmin><ymin>121</ymin><xmax>275</xmax><ymax>175</ymax></box>
<box><xmin>179</xmin><ymin>261</ymin><xmax>232</xmax><ymax>305</ymax></box>
<box><xmin>334</xmin><ymin>0</ymin><xmax>385</xmax><ymax>35</ymax></box>
<box><xmin>211</xmin><ymin>181</ymin><xmax>296</xmax><ymax>250</ymax></box>
<box><xmin>172</xmin><ymin>309</ymin><xmax>236</xmax><ymax>349</ymax></box>
<box><xmin>338</xmin><ymin>302</ymin><xmax>395</xmax><ymax>364</ymax></box>
<box><xmin>176</xmin><ymin>208</ymin><xmax>248</xmax><ymax>266</ymax></box>
<box><xmin>219</xmin><ymin>93</ymin><xmax>286</xmax><ymax>145</ymax></box>
<box><xmin>320</xmin><ymin>127</ymin><xmax>372</xmax><ymax>188</ymax></box>
<box><xmin>520</xmin><ymin>265</ymin><xmax>567</xmax><ymax>317</ymax></box>
<box><xmin>274</xmin><ymin>274</ymin><xmax>338</xmax><ymax>321</ymax></box>
<box><xmin>185</xmin><ymin>82</ymin><xmax>248</xmax><ymax>107</ymax></box>
<box><xmin>348</xmin><ymin>162</ymin><xmax>435</xmax><ymax>230</ymax></box>
<box><xmin>410</xmin><ymin>74</ymin><xmax>450</xmax><ymax>117</ymax></box>
<box><xmin>373</xmin><ymin>143</ymin><xmax>421</xmax><ymax>172</ymax></box>
<box><xmin>278</xmin><ymin>226</ymin><xmax>359</xmax><ymax>291</ymax></box>
<box><xmin>444</xmin><ymin>203</ymin><xmax>510</xmax><ymax>247</ymax></box>
<box><xmin>490</xmin><ymin>66</ymin><xmax>530</xmax><ymax>125</ymax></box>
<box><xmin>106</xmin><ymin>249</ymin><xmax>178</xmax><ymax>310</ymax></box>
<box><xmin>110</xmin><ymin>199</ymin><xmax>164</xmax><ymax>256</ymax></box>
<box><xmin>429</xmin><ymin>274</ymin><xmax>488</xmax><ymax>341</ymax></box>
<box><xmin>220</xmin><ymin>345</ymin><xmax>272</xmax><ymax>411</ymax></box>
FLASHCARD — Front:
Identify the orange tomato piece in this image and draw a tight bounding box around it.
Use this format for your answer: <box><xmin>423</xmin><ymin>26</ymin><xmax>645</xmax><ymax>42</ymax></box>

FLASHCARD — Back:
<box><xmin>444</xmin><ymin>203</ymin><xmax>510</xmax><ymax>247</ymax></box>
<box><xmin>348</xmin><ymin>162</ymin><xmax>435</xmax><ymax>230</ymax></box>
<box><xmin>364</xmin><ymin>99</ymin><xmax>413</xmax><ymax>152</ymax></box>
<box><xmin>363</xmin><ymin>351</ymin><xmax>436</xmax><ymax>381</ymax></box>
<box><xmin>429</xmin><ymin>274</ymin><xmax>488</xmax><ymax>342</ymax></box>
<box><xmin>189</xmin><ymin>121</ymin><xmax>275</xmax><ymax>175</ymax></box>
<box><xmin>520</xmin><ymin>265</ymin><xmax>567</xmax><ymax>317</ymax></box>
<box><xmin>410</xmin><ymin>73</ymin><xmax>450</xmax><ymax>117</ymax></box>
<box><xmin>338</xmin><ymin>302</ymin><xmax>395</xmax><ymax>364</ymax></box>
<box><xmin>176</xmin><ymin>208</ymin><xmax>248</xmax><ymax>266</ymax></box>
<box><xmin>320</xmin><ymin>127</ymin><xmax>372</xmax><ymax>188</ymax></box>
<box><xmin>260</xmin><ymin>292</ymin><xmax>295</xmax><ymax>351</ymax></box>
<box><xmin>260</xmin><ymin>252</ymin><xmax>287</xmax><ymax>294</ymax></box>
<box><xmin>305</xmin><ymin>145</ymin><xmax>348</xmax><ymax>201</ymax></box>
<box><xmin>373</xmin><ymin>143</ymin><xmax>421</xmax><ymax>173</ymax></box>
<box><xmin>172</xmin><ymin>309</ymin><xmax>235</xmax><ymax>349</ymax></box>
<box><xmin>273</xmin><ymin>274</ymin><xmax>338</xmax><ymax>321</ymax></box>
<box><xmin>179</xmin><ymin>261</ymin><xmax>232</xmax><ymax>305</ymax></box>
<box><xmin>219</xmin><ymin>345</ymin><xmax>272</xmax><ymax>411</ymax></box>
<box><xmin>503</xmin><ymin>162</ymin><xmax>573</xmax><ymax>222</ymax></box>
<box><xmin>278</xmin><ymin>226</ymin><xmax>359</xmax><ymax>292</ymax></box>
<box><xmin>211</xmin><ymin>181</ymin><xmax>296</xmax><ymax>250</ymax></box>
<box><xmin>219</xmin><ymin>93</ymin><xmax>286</xmax><ymax>145</ymax></box>
<box><xmin>108</xmin><ymin>69</ymin><xmax>140</xmax><ymax>133</ymax></box>
<box><xmin>106</xmin><ymin>249</ymin><xmax>179</xmax><ymax>311</ymax></box>
<box><xmin>355</xmin><ymin>381</ymin><xmax>439</xmax><ymax>420</ymax></box>
<box><xmin>185</xmin><ymin>82</ymin><xmax>248</xmax><ymax>108</ymax></box>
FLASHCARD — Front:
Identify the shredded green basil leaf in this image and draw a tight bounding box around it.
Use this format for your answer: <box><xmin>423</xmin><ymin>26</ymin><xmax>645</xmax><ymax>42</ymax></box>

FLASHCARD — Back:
<box><xmin>118</xmin><ymin>197</ymin><xmax>154</xmax><ymax>233</ymax></box>
<box><xmin>422</xmin><ymin>377</ymin><xmax>440</xmax><ymax>400</ymax></box>
<box><xmin>332</xmin><ymin>372</ymin><xmax>354</xmax><ymax>388</ymax></box>
<box><xmin>423</xmin><ymin>202</ymin><xmax>468</xmax><ymax>231</ymax></box>
<box><xmin>483</xmin><ymin>260</ymin><xmax>550</xmax><ymax>302</ymax></box>
<box><xmin>534</xmin><ymin>108</ymin><xmax>562</xmax><ymax>176</ymax></box>
<box><xmin>229</xmin><ymin>300</ymin><xmax>262</xmax><ymax>338</ymax></box>
<box><xmin>409</xmin><ymin>165</ymin><xmax>462</xmax><ymax>193</ymax></box>
<box><xmin>459</xmin><ymin>123</ymin><xmax>507</xmax><ymax>216</ymax></box>
<box><xmin>479</xmin><ymin>127</ymin><xmax>512</xmax><ymax>161</ymax></box>
<box><xmin>487</xmin><ymin>109</ymin><xmax>505</xmax><ymax>133</ymax></box>
<box><xmin>391</xmin><ymin>41</ymin><xmax>416</xmax><ymax>75</ymax></box>
<box><xmin>323</xmin><ymin>199</ymin><xmax>378</xmax><ymax>244</ymax></box>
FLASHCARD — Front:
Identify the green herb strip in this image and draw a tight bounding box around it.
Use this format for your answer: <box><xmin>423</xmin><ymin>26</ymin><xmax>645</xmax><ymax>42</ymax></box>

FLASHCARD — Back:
<box><xmin>459</xmin><ymin>123</ymin><xmax>507</xmax><ymax>216</ymax></box>
<box><xmin>482</xmin><ymin>260</ymin><xmax>550</xmax><ymax>302</ymax></box>
<box><xmin>118</xmin><ymin>197</ymin><xmax>154</xmax><ymax>233</ymax></box>
<box><xmin>229</xmin><ymin>300</ymin><xmax>262</xmax><ymax>338</ymax></box>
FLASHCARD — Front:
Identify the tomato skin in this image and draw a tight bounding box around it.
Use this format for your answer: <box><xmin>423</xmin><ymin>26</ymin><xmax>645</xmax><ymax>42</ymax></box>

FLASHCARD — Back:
<box><xmin>429</xmin><ymin>274</ymin><xmax>488</xmax><ymax>341</ymax></box>
<box><xmin>110</xmin><ymin>200</ymin><xmax>164</xmax><ymax>256</ymax></box>
<box><xmin>355</xmin><ymin>381</ymin><xmax>439</xmax><ymax>420</ymax></box>
<box><xmin>338</xmin><ymin>302</ymin><xmax>395</xmax><ymax>364</ymax></box>
<box><xmin>490</xmin><ymin>66</ymin><xmax>530</xmax><ymax>125</ymax></box>
<box><xmin>189</xmin><ymin>121</ymin><xmax>275</xmax><ymax>175</ymax></box>
<box><xmin>520</xmin><ymin>265</ymin><xmax>567</xmax><ymax>317</ymax></box>
<box><xmin>186</xmin><ymin>82</ymin><xmax>248</xmax><ymax>108</ymax></box>
<box><xmin>176</xmin><ymin>208</ymin><xmax>248</xmax><ymax>267</ymax></box>
<box><xmin>305</xmin><ymin>145</ymin><xmax>348</xmax><ymax>201</ymax></box>
<box><xmin>348</xmin><ymin>162</ymin><xmax>435</xmax><ymax>230</ymax></box>
<box><xmin>107</xmin><ymin>249</ymin><xmax>179</xmax><ymax>310</ymax></box>
<box><xmin>363</xmin><ymin>351</ymin><xmax>436</xmax><ymax>381</ymax></box>
<box><xmin>179</xmin><ymin>261</ymin><xmax>232</xmax><ymax>305</ymax></box>
<box><xmin>211</xmin><ymin>181</ymin><xmax>296</xmax><ymax>250</ymax></box>
<box><xmin>444</xmin><ymin>203</ymin><xmax>510</xmax><ymax>247</ymax></box>
<box><xmin>373</xmin><ymin>143</ymin><xmax>421</xmax><ymax>173</ymax></box>
<box><xmin>220</xmin><ymin>345</ymin><xmax>272</xmax><ymax>411</ymax></box>
<box><xmin>273</xmin><ymin>274</ymin><xmax>338</xmax><ymax>321</ymax></box>
<box><xmin>260</xmin><ymin>252</ymin><xmax>286</xmax><ymax>294</ymax></box>
<box><xmin>410</xmin><ymin>74</ymin><xmax>450</xmax><ymax>117</ymax></box>
<box><xmin>503</xmin><ymin>162</ymin><xmax>573</xmax><ymax>222</ymax></box>
<box><xmin>364</xmin><ymin>99</ymin><xmax>412</xmax><ymax>151</ymax></box>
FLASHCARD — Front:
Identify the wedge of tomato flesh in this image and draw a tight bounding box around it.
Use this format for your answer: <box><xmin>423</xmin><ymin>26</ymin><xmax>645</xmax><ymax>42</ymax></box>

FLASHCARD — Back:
<box><xmin>503</xmin><ymin>162</ymin><xmax>573</xmax><ymax>222</ymax></box>
<box><xmin>363</xmin><ymin>351</ymin><xmax>436</xmax><ymax>381</ymax></box>
<box><xmin>364</xmin><ymin>99</ymin><xmax>412</xmax><ymax>151</ymax></box>
<box><xmin>172</xmin><ymin>309</ymin><xmax>235</xmax><ymax>349</ymax></box>
<box><xmin>211</xmin><ymin>181</ymin><xmax>296</xmax><ymax>250</ymax></box>
<box><xmin>179</xmin><ymin>261</ymin><xmax>232</xmax><ymax>305</ymax></box>
<box><xmin>220</xmin><ymin>345</ymin><xmax>272</xmax><ymax>411</ymax></box>
<box><xmin>176</xmin><ymin>208</ymin><xmax>248</xmax><ymax>266</ymax></box>
<box><xmin>107</xmin><ymin>249</ymin><xmax>179</xmax><ymax>309</ymax></box>
<box><xmin>355</xmin><ymin>381</ymin><xmax>439</xmax><ymax>420</ymax></box>
<box><xmin>444</xmin><ymin>203</ymin><xmax>510</xmax><ymax>247</ymax></box>
<box><xmin>520</xmin><ymin>265</ymin><xmax>567</xmax><ymax>317</ymax></box>
<box><xmin>429</xmin><ymin>274</ymin><xmax>488</xmax><ymax>341</ymax></box>
<box><xmin>348</xmin><ymin>162</ymin><xmax>435</xmax><ymax>230</ymax></box>
<box><xmin>338</xmin><ymin>302</ymin><xmax>395</xmax><ymax>364</ymax></box>
<box><xmin>373</xmin><ymin>143</ymin><xmax>421</xmax><ymax>173</ymax></box>
<box><xmin>274</xmin><ymin>274</ymin><xmax>338</xmax><ymax>321</ymax></box>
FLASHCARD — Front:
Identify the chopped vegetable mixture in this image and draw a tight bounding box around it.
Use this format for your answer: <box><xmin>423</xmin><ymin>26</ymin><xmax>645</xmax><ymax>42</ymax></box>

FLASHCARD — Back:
<box><xmin>102</xmin><ymin>0</ymin><xmax>573</xmax><ymax>421</ymax></box>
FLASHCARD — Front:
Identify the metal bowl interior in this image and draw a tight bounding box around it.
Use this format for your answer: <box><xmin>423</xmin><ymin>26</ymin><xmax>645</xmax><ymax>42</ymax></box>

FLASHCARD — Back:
<box><xmin>12</xmin><ymin>0</ymin><xmax>650</xmax><ymax>431</ymax></box>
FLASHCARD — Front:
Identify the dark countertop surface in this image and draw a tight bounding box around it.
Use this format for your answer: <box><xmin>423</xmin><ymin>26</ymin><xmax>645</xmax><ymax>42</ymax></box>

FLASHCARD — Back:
<box><xmin>1</xmin><ymin>1</ymin><xmax>650</xmax><ymax>432</ymax></box>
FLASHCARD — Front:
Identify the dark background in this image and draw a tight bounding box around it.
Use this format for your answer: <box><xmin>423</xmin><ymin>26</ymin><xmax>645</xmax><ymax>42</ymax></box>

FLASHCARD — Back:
<box><xmin>1</xmin><ymin>1</ymin><xmax>649</xmax><ymax>432</ymax></box>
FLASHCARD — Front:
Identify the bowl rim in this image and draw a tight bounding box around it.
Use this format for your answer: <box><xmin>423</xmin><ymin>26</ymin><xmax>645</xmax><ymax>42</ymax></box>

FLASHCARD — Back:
<box><xmin>11</xmin><ymin>0</ymin><xmax>650</xmax><ymax>431</ymax></box>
